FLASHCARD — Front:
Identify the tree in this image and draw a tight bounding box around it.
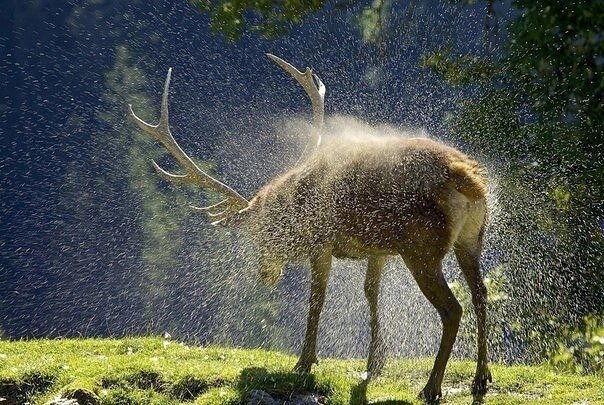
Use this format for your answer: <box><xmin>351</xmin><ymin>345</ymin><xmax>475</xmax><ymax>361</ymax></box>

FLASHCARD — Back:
<box><xmin>189</xmin><ymin>0</ymin><xmax>325</xmax><ymax>40</ymax></box>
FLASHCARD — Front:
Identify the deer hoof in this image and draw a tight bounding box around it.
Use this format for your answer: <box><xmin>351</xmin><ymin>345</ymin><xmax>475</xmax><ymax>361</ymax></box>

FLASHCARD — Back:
<box><xmin>471</xmin><ymin>367</ymin><xmax>492</xmax><ymax>395</ymax></box>
<box><xmin>419</xmin><ymin>385</ymin><xmax>442</xmax><ymax>403</ymax></box>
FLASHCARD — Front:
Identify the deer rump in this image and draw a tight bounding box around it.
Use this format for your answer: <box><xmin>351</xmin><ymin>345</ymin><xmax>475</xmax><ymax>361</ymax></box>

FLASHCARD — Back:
<box><xmin>250</xmin><ymin>135</ymin><xmax>488</xmax><ymax>261</ymax></box>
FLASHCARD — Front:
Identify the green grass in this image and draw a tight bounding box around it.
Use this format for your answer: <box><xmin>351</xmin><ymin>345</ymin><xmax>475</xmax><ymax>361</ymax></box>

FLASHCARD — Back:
<box><xmin>0</xmin><ymin>337</ymin><xmax>602</xmax><ymax>404</ymax></box>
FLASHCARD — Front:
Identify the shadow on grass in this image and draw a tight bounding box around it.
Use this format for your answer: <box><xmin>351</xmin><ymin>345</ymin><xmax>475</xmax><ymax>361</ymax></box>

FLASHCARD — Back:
<box><xmin>237</xmin><ymin>367</ymin><xmax>327</xmax><ymax>403</ymax></box>
<box><xmin>98</xmin><ymin>368</ymin><xmax>224</xmax><ymax>402</ymax></box>
<box><xmin>236</xmin><ymin>368</ymin><xmax>418</xmax><ymax>405</ymax></box>
<box><xmin>350</xmin><ymin>379</ymin><xmax>415</xmax><ymax>405</ymax></box>
<box><xmin>0</xmin><ymin>371</ymin><xmax>57</xmax><ymax>405</ymax></box>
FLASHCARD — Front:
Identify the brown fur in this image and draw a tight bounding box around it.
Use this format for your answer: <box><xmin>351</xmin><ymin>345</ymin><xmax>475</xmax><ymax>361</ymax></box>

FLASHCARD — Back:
<box><xmin>244</xmin><ymin>135</ymin><xmax>487</xmax><ymax>261</ymax></box>
<box><xmin>237</xmin><ymin>134</ymin><xmax>492</xmax><ymax>400</ymax></box>
<box><xmin>133</xmin><ymin>64</ymin><xmax>492</xmax><ymax>401</ymax></box>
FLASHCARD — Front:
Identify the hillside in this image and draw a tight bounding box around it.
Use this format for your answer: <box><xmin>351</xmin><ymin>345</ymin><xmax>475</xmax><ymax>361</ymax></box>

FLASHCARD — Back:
<box><xmin>0</xmin><ymin>337</ymin><xmax>602</xmax><ymax>404</ymax></box>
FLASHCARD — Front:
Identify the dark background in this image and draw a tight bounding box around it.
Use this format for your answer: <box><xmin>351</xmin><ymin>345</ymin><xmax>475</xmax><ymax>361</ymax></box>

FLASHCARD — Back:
<box><xmin>1</xmin><ymin>0</ymin><xmax>601</xmax><ymax>367</ymax></box>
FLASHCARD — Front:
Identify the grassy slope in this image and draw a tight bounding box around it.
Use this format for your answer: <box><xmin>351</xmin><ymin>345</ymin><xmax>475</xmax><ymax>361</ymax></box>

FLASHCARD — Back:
<box><xmin>0</xmin><ymin>337</ymin><xmax>602</xmax><ymax>404</ymax></box>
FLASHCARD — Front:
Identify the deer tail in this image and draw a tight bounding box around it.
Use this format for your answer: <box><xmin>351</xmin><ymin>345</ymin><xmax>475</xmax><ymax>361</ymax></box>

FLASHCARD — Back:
<box><xmin>449</xmin><ymin>158</ymin><xmax>488</xmax><ymax>202</ymax></box>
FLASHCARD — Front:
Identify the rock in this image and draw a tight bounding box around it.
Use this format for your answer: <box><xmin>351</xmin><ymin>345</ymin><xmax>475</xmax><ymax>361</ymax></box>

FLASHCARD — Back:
<box><xmin>247</xmin><ymin>390</ymin><xmax>325</xmax><ymax>405</ymax></box>
<box><xmin>44</xmin><ymin>397</ymin><xmax>79</xmax><ymax>405</ymax></box>
<box><xmin>247</xmin><ymin>389</ymin><xmax>278</xmax><ymax>405</ymax></box>
<box><xmin>286</xmin><ymin>393</ymin><xmax>326</xmax><ymax>404</ymax></box>
<box><xmin>61</xmin><ymin>387</ymin><xmax>100</xmax><ymax>405</ymax></box>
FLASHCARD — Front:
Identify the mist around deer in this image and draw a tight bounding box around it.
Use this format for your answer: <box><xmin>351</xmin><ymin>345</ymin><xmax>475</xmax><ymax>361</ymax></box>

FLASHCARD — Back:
<box><xmin>196</xmin><ymin>113</ymin><xmax>490</xmax><ymax>360</ymax></box>
<box><xmin>2</xmin><ymin>0</ymin><xmax>602</xmax><ymax>389</ymax></box>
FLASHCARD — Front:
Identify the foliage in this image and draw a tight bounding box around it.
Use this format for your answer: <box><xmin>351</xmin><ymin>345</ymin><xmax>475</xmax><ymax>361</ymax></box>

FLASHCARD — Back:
<box><xmin>549</xmin><ymin>314</ymin><xmax>604</xmax><ymax>375</ymax></box>
<box><xmin>358</xmin><ymin>0</ymin><xmax>390</xmax><ymax>45</ymax></box>
<box><xmin>421</xmin><ymin>0</ymin><xmax>603</xmax><ymax>364</ymax></box>
<box><xmin>189</xmin><ymin>0</ymin><xmax>325</xmax><ymax>40</ymax></box>
<box><xmin>1</xmin><ymin>338</ymin><xmax>603</xmax><ymax>404</ymax></box>
<box><xmin>508</xmin><ymin>0</ymin><xmax>603</xmax><ymax>128</ymax></box>
<box><xmin>421</xmin><ymin>47</ymin><xmax>497</xmax><ymax>85</ymax></box>
<box><xmin>101</xmin><ymin>45</ymin><xmax>190</xmax><ymax>324</ymax></box>
<box><xmin>51</xmin><ymin>40</ymin><xmax>189</xmax><ymax>335</ymax></box>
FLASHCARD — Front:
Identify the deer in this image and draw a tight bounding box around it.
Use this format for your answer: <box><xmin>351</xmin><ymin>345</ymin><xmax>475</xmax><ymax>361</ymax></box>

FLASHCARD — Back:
<box><xmin>129</xmin><ymin>54</ymin><xmax>492</xmax><ymax>401</ymax></box>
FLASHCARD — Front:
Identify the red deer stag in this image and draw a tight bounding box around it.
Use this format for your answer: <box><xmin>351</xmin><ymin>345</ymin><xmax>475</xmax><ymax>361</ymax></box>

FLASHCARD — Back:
<box><xmin>129</xmin><ymin>54</ymin><xmax>491</xmax><ymax>401</ymax></box>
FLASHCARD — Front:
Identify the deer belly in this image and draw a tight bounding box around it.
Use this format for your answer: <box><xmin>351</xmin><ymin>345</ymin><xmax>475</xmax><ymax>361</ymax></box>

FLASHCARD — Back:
<box><xmin>332</xmin><ymin>234</ymin><xmax>397</xmax><ymax>259</ymax></box>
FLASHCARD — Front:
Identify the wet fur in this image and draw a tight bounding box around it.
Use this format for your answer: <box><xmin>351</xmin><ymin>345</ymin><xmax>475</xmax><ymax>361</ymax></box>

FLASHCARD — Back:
<box><xmin>134</xmin><ymin>65</ymin><xmax>491</xmax><ymax>400</ymax></box>
<box><xmin>243</xmin><ymin>133</ymin><xmax>491</xmax><ymax>400</ymax></box>
<box><xmin>247</xmin><ymin>135</ymin><xmax>488</xmax><ymax>262</ymax></box>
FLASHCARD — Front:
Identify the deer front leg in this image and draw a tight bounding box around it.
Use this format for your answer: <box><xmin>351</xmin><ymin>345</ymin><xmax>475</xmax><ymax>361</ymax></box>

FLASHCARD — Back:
<box><xmin>365</xmin><ymin>255</ymin><xmax>387</xmax><ymax>378</ymax></box>
<box><xmin>404</xmin><ymin>254</ymin><xmax>461</xmax><ymax>402</ymax></box>
<box><xmin>294</xmin><ymin>246</ymin><xmax>332</xmax><ymax>373</ymax></box>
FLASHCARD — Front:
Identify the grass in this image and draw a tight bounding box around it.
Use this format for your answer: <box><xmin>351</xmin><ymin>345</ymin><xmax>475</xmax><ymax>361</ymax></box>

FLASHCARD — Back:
<box><xmin>0</xmin><ymin>337</ymin><xmax>602</xmax><ymax>404</ymax></box>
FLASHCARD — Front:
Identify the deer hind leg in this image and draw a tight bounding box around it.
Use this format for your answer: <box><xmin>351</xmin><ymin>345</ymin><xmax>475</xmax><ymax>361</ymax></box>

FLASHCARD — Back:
<box><xmin>365</xmin><ymin>255</ymin><xmax>387</xmax><ymax>378</ymax></box>
<box><xmin>454</xmin><ymin>202</ymin><xmax>491</xmax><ymax>394</ymax></box>
<box><xmin>402</xmin><ymin>251</ymin><xmax>461</xmax><ymax>402</ymax></box>
<box><xmin>294</xmin><ymin>246</ymin><xmax>332</xmax><ymax>373</ymax></box>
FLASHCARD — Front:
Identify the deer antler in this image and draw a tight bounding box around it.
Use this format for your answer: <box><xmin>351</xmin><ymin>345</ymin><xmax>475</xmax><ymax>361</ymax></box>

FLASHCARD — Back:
<box><xmin>129</xmin><ymin>68</ymin><xmax>249</xmax><ymax>224</ymax></box>
<box><xmin>266</xmin><ymin>54</ymin><xmax>325</xmax><ymax>157</ymax></box>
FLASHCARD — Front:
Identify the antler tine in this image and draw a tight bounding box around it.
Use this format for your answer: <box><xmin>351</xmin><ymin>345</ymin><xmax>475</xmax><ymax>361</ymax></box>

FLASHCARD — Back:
<box><xmin>159</xmin><ymin>67</ymin><xmax>171</xmax><ymax>129</ymax></box>
<box><xmin>152</xmin><ymin>160</ymin><xmax>189</xmax><ymax>184</ymax></box>
<box><xmin>129</xmin><ymin>68</ymin><xmax>173</xmax><ymax>143</ymax></box>
<box><xmin>190</xmin><ymin>199</ymin><xmax>229</xmax><ymax>213</ymax></box>
<box><xmin>129</xmin><ymin>69</ymin><xmax>249</xmax><ymax>211</ymax></box>
<box><xmin>266</xmin><ymin>54</ymin><xmax>325</xmax><ymax>149</ymax></box>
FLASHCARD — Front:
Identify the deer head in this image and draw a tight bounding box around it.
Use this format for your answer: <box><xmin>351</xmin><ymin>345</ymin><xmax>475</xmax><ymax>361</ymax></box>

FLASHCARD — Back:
<box><xmin>129</xmin><ymin>55</ymin><xmax>326</xmax><ymax>283</ymax></box>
